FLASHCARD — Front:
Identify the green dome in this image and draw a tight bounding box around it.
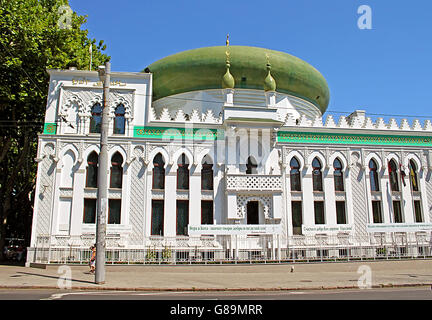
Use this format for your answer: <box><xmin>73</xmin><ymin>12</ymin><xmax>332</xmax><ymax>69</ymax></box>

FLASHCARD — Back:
<box><xmin>146</xmin><ymin>45</ymin><xmax>330</xmax><ymax>113</ymax></box>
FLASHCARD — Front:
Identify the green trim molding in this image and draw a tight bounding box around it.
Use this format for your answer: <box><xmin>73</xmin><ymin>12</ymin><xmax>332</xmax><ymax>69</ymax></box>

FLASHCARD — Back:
<box><xmin>43</xmin><ymin>123</ymin><xmax>57</xmax><ymax>135</ymax></box>
<box><xmin>134</xmin><ymin>126</ymin><xmax>224</xmax><ymax>140</ymax></box>
<box><xmin>277</xmin><ymin>131</ymin><xmax>432</xmax><ymax>147</ymax></box>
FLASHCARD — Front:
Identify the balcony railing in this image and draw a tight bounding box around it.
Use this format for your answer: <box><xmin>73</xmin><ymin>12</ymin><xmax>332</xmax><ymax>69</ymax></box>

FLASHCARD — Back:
<box><xmin>226</xmin><ymin>174</ymin><xmax>282</xmax><ymax>192</ymax></box>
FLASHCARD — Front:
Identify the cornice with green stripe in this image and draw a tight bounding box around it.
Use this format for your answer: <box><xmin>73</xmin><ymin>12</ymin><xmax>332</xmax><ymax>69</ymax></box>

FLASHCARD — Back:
<box><xmin>134</xmin><ymin>126</ymin><xmax>224</xmax><ymax>140</ymax></box>
<box><xmin>277</xmin><ymin>131</ymin><xmax>432</xmax><ymax>147</ymax></box>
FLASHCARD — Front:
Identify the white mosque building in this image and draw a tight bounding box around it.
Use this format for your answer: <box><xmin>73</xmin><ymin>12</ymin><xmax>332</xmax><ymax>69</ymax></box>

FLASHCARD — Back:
<box><xmin>27</xmin><ymin>44</ymin><xmax>432</xmax><ymax>264</ymax></box>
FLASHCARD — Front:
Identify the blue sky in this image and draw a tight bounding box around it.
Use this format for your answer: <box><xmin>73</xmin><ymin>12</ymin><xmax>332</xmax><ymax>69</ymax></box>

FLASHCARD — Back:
<box><xmin>69</xmin><ymin>0</ymin><xmax>432</xmax><ymax>121</ymax></box>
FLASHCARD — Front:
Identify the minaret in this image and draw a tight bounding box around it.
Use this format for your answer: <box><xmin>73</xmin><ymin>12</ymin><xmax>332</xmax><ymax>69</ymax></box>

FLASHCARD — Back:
<box><xmin>264</xmin><ymin>53</ymin><xmax>277</xmax><ymax>108</ymax></box>
<box><xmin>222</xmin><ymin>36</ymin><xmax>235</xmax><ymax>107</ymax></box>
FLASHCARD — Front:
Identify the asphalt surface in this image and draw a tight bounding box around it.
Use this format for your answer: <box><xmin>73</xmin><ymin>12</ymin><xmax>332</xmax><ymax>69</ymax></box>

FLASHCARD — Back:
<box><xmin>0</xmin><ymin>259</ymin><xmax>431</xmax><ymax>293</ymax></box>
<box><xmin>0</xmin><ymin>287</ymin><xmax>431</xmax><ymax>300</ymax></box>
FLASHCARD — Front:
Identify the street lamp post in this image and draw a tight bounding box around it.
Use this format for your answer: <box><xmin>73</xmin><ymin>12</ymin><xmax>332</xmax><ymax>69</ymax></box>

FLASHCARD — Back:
<box><xmin>95</xmin><ymin>61</ymin><xmax>110</xmax><ymax>284</ymax></box>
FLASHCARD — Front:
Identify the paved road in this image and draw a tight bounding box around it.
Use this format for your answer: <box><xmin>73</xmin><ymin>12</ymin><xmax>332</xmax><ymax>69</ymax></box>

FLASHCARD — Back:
<box><xmin>0</xmin><ymin>287</ymin><xmax>431</xmax><ymax>300</ymax></box>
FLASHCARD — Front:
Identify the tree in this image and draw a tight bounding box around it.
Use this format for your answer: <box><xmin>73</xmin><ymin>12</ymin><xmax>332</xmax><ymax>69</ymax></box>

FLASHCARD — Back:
<box><xmin>0</xmin><ymin>0</ymin><xmax>110</xmax><ymax>260</ymax></box>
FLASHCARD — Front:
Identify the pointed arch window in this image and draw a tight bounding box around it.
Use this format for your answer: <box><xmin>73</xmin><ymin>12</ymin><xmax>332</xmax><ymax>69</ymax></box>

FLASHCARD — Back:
<box><xmin>312</xmin><ymin>157</ymin><xmax>323</xmax><ymax>191</ymax></box>
<box><xmin>246</xmin><ymin>156</ymin><xmax>258</xmax><ymax>174</ymax></box>
<box><xmin>90</xmin><ymin>103</ymin><xmax>102</xmax><ymax>133</ymax></box>
<box><xmin>388</xmin><ymin>159</ymin><xmax>399</xmax><ymax>192</ymax></box>
<box><xmin>290</xmin><ymin>157</ymin><xmax>301</xmax><ymax>191</ymax></box>
<box><xmin>201</xmin><ymin>155</ymin><xmax>213</xmax><ymax>191</ymax></box>
<box><xmin>110</xmin><ymin>152</ymin><xmax>123</xmax><ymax>189</ymax></box>
<box><xmin>113</xmin><ymin>104</ymin><xmax>126</xmax><ymax>135</ymax></box>
<box><xmin>409</xmin><ymin>160</ymin><xmax>419</xmax><ymax>192</ymax></box>
<box><xmin>177</xmin><ymin>154</ymin><xmax>189</xmax><ymax>190</ymax></box>
<box><xmin>333</xmin><ymin>158</ymin><xmax>344</xmax><ymax>191</ymax></box>
<box><xmin>152</xmin><ymin>153</ymin><xmax>165</xmax><ymax>190</ymax></box>
<box><xmin>369</xmin><ymin>159</ymin><xmax>380</xmax><ymax>191</ymax></box>
<box><xmin>86</xmin><ymin>151</ymin><xmax>99</xmax><ymax>188</ymax></box>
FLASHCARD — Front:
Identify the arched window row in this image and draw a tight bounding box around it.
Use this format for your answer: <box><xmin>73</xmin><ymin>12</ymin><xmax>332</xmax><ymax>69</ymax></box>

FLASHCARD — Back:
<box><xmin>152</xmin><ymin>152</ymin><xmax>214</xmax><ymax>191</ymax></box>
<box><xmin>85</xmin><ymin>151</ymin><xmax>124</xmax><ymax>189</ymax></box>
<box><xmin>89</xmin><ymin>103</ymin><xmax>127</xmax><ymax>135</ymax></box>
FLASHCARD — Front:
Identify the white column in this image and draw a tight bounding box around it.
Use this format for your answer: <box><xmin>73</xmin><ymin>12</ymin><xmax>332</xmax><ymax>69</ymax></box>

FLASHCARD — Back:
<box><xmin>164</xmin><ymin>166</ymin><xmax>177</xmax><ymax>237</ymax></box>
<box><xmin>324</xmin><ymin>167</ymin><xmax>337</xmax><ymax>225</ymax></box>
<box><xmin>213</xmin><ymin>165</ymin><xmax>224</xmax><ymax>224</ymax></box>
<box><xmin>70</xmin><ymin>165</ymin><xmax>85</xmax><ymax>236</ymax></box>
<box><xmin>380</xmin><ymin>167</ymin><xmax>392</xmax><ymax>223</ymax></box>
<box><xmin>401</xmin><ymin>171</ymin><xmax>414</xmax><ymax>223</ymax></box>
<box><xmin>302</xmin><ymin>165</ymin><xmax>314</xmax><ymax>226</ymax></box>
<box><xmin>189</xmin><ymin>165</ymin><xmax>201</xmax><ymax>227</ymax></box>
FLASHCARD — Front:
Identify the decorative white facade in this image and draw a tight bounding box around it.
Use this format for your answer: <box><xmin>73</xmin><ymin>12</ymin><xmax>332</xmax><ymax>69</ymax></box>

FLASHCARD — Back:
<box><xmin>27</xmin><ymin>57</ymin><xmax>432</xmax><ymax>264</ymax></box>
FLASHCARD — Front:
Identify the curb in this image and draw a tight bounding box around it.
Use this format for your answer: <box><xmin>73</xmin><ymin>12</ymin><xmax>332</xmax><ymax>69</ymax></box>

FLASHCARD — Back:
<box><xmin>0</xmin><ymin>283</ymin><xmax>431</xmax><ymax>292</ymax></box>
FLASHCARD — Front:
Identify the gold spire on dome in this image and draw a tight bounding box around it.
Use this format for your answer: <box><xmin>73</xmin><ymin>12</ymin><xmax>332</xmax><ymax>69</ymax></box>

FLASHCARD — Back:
<box><xmin>264</xmin><ymin>53</ymin><xmax>276</xmax><ymax>92</ymax></box>
<box><xmin>226</xmin><ymin>34</ymin><xmax>229</xmax><ymax>46</ymax></box>
<box><xmin>222</xmin><ymin>49</ymin><xmax>235</xmax><ymax>89</ymax></box>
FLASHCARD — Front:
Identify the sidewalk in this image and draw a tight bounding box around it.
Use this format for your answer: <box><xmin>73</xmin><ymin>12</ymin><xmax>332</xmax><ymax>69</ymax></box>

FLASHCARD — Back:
<box><xmin>0</xmin><ymin>260</ymin><xmax>431</xmax><ymax>291</ymax></box>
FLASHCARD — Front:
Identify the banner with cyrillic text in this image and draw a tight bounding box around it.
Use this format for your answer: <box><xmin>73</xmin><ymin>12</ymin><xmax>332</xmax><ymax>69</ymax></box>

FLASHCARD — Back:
<box><xmin>366</xmin><ymin>223</ymin><xmax>432</xmax><ymax>233</ymax></box>
<box><xmin>188</xmin><ymin>224</ymin><xmax>282</xmax><ymax>235</ymax></box>
<box><xmin>302</xmin><ymin>225</ymin><xmax>354</xmax><ymax>234</ymax></box>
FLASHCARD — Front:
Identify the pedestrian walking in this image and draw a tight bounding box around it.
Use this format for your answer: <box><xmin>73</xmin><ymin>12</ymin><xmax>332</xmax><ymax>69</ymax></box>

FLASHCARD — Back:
<box><xmin>89</xmin><ymin>245</ymin><xmax>96</xmax><ymax>274</ymax></box>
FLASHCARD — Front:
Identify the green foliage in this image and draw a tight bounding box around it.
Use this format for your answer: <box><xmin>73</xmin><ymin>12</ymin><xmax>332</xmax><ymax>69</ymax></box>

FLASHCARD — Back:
<box><xmin>0</xmin><ymin>0</ymin><xmax>110</xmax><ymax>257</ymax></box>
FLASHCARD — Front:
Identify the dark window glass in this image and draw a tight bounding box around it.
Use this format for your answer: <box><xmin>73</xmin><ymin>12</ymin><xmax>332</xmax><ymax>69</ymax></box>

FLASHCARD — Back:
<box><xmin>86</xmin><ymin>151</ymin><xmax>98</xmax><ymax>188</ymax></box>
<box><xmin>409</xmin><ymin>160</ymin><xmax>419</xmax><ymax>192</ymax></box>
<box><xmin>314</xmin><ymin>201</ymin><xmax>325</xmax><ymax>224</ymax></box>
<box><xmin>113</xmin><ymin>104</ymin><xmax>126</xmax><ymax>135</ymax></box>
<box><xmin>291</xmin><ymin>201</ymin><xmax>303</xmax><ymax>235</ymax></box>
<box><xmin>414</xmin><ymin>200</ymin><xmax>423</xmax><ymax>223</ymax></box>
<box><xmin>372</xmin><ymin>201</ymin><xmax>383</xmax><ymax>223</ymax></box>
<box><xmin>83</xmin><ymin>198</ymin><xmax>96</xmax><ymax>224</ymax></box>
<box><xmin>176</xmin><ymin>200</ymin><xmax>189</xmax><ymax>236</ymax></box>
<box><xmin>90</xmin><ymin>103</ymin><xmax>102</xmax><ymax>133</ymax></box>
<box><xmin>369</xmin><ymin>159</ymin><xmax>380</xmax><ymax>192</ymax></box>
<box><xmin>247</xmin><ymin>201</ymin><xmax>259</xmax><ymax>224</ymax></box>
<box><xmin>246</xmin><ymin>156</ymin><xmax>258</xmax><ymax>174</ymax></box>
<box><xmin>201</xmin><ymin>163</ymin><xmax>213</xmax><ymax>191</ymax></box>
<box><xmin>333</xmin><ymin>158</ymin><xmax>344</xmax><ymax>191</ymax></box>
<box><xmin>312</xmin><ymin>158</ymin><xmax>323</xmax><ymax>191</ymax></box>
<box><xmin>290</xmin><ymin>158</ymin><xmax>301</xmax><ymax>191</ymax></box>
<box><xmin>389</xmin><ymin>160</ymin><xmax>399</xmax><ymax>192</ymax></box>
<box><xmin>153</xmin><ymin>153</ymin><xmax>165</xmax><ymax>189</ymax></box>
<box><xmin>393</xmin><ymin>201</ymin><xmax>403</xmax><ymax>223</ymax></box>
<box><xmin>152</xmin><ymin>153</ymin><xmax>165</xmax><ymax>190</ymax></box>
<box><xmin>110</xmin><ymin>152</ymin><xmax>123</xmax><ymax>188</ymax></box>
<box><xmin>177</xmin><ymin>154</ymin><xmax>189</xmax><ymax>190</ymax></box>
<box><xmin>201</xmin><ymin>201</ymin><xmax>213</xmax><ymax>225</ymax></box>
<box><xmin>151</xmin><ymin>200</ymin><xmax>164</xmax><ymax>236</ymax></box>
<box><xmin>336</xmin><ymin>201</ymin><xmax>347</xmax><ymax>224</ymax></box>
<box><xmin>108</xmin><ymin>199</ymin><xmax>121</xmax><ymax>224</ymax></box>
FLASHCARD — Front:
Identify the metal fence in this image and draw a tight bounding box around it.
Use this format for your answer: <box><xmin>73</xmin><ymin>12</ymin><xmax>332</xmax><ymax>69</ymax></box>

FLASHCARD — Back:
<box><xmin>26</xmin><ymin>233</ymin><xmax>432</xmax><ymax>265</ymax></box>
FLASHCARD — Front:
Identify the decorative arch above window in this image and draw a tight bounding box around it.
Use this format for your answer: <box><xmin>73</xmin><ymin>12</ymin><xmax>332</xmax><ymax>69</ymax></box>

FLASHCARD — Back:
<box><xmin>409</xmin><ymin>159</ymin><xmax>419</xmax><ymax>192</ymax></box>
<box><xmin>86</xmin><ymin>151</ymin><xmax>99</xmax><ymax>188</ymax></box>
<box><xmin>388</xmin><ymin>159</ymin><xmax>399</xmax><ymax>192</ymax></box>
<box><xmin>312</xmin><ymin>157</ymin><xmax>323</xmax><ymax>191</ymax></box>
<box><xmin>110</xmin><ymin>152</ymin><xmax>123</xmax><ymax>189</ymax></box>
<box><xmin>333</xmin><ymin>158</ymin><xmax>344</xmax><ymax>191</ymax></box>
<box><xmin>246</xmin><ymin>156</ymin><xmax>258</xmax><ymax>175</ymax></box>
<box><xmin>177</xmin><ymin>154</ymin><xmax>189</xmax><ymax>190</ymax></box>
<box><xmin>290</xmin><ymin>157</ymin><xmax>301</xmax><ymax>191</ymax></box>
<box><xmin>201</xmin><ymin>155</ymin><xmax>213</xmax><ymax>191</ymax></box>
<box><xmin>152</xmin><ymin>153</ymin><xmax>165</xmax><ymax>190</ymax></box>
<box><xmin>369</xmin><ymin>159</ymin><xmax>379</xmax><ymax>192</ymax></box>
<box><xmin>113</xmin><ymin>104</ymin><xmax>126</xmax><ymax>135</ymax></box>
<box><xmin>90</xmin><ymin>103</ymin><xmax>103</xmax><ymax>133</ymax></box>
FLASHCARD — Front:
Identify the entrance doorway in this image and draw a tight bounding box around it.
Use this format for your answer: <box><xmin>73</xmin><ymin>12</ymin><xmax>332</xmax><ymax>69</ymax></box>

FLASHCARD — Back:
<box><xmin>247</xmin><ymin>201</ymin><xmax>259</xmax><ymax>224</ymax></box>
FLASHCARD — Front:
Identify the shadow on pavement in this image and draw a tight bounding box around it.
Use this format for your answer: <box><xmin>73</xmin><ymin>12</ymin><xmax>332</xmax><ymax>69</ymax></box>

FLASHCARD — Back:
<box><xmin>16</xmin><ymin>271</ymin><xmax>95</xmax><ymax>285</ymax></box>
